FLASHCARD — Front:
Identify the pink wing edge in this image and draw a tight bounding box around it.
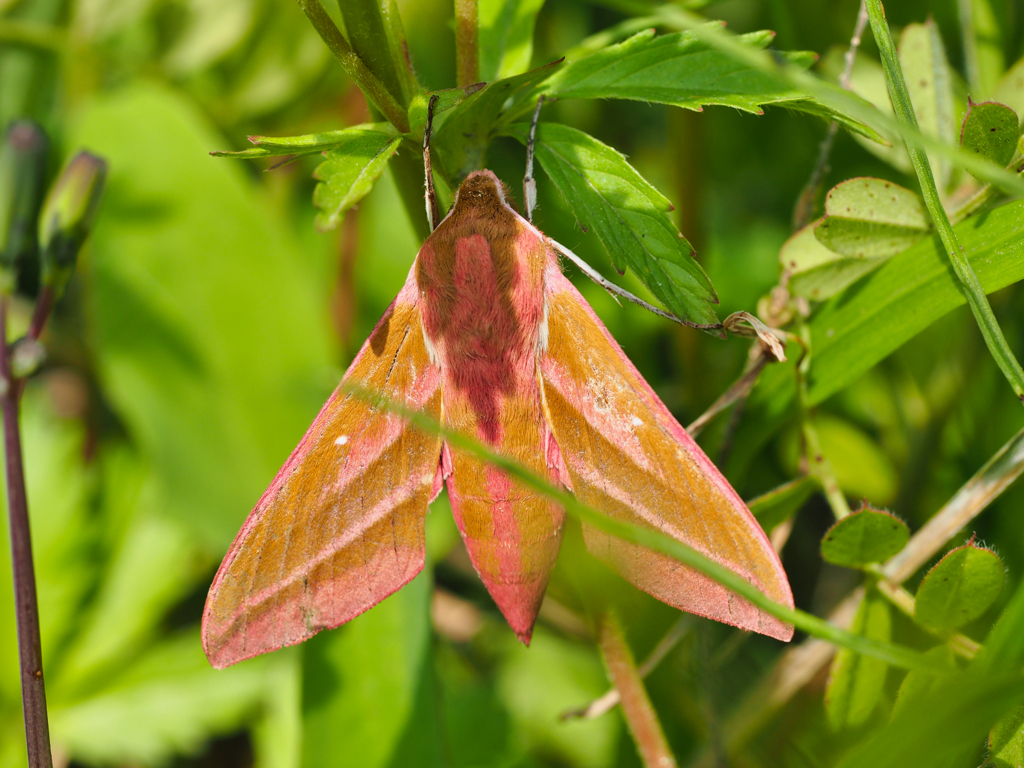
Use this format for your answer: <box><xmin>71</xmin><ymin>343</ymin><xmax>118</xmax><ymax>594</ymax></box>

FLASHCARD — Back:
<box><xmin>539</xmin><ymin>256</ymin><xmax>795</xmax><ymax>641</ymax></box>
<box><xmin>202</xmin><ymin>266</ymin><xmax>447</xmax><ymax>668</ymax></box>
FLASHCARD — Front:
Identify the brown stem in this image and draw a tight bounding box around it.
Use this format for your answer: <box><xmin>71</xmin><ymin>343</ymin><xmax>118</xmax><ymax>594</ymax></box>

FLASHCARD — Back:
<box><xmin>1</xmin><ymin>297</ymin><xmax>53</xmax><ymax>768</ymax></box>
<box><xmin>294</xmin><ymin>0</ymin><xmax>410</xmax><ymax>132</ymax></box>
<box><xmin>27</xmin><ymin>286</ymin><xmax>53</xmax><ymax>342</ymax></box>
<box><xmin>563</xmin><ymin>616</ymin><xmax>693</xmax><ymax>721</ymax></box>
<box><xmin>598</xmin><ymin>612</ymin><xmax>677</xmax><ymax>768</ymax></box>
<box><xmin>454</xmin><ymin>0</ymin><xmax>479</xmax><ymax>87</ymax></box>
<box><xmin>687</xmin><ymin>354</ymin><xmax>768</xmax><ymax>437</ymax></box>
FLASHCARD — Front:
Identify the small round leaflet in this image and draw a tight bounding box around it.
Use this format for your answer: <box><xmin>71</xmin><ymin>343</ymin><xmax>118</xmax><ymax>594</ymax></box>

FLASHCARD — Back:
<box><xmin>914</xmin><ymin>542</ymin><xmax>1005</xmax><ymax>631</ymax></box>
<box><xmin>820</xmin><ymin>508</ymin><xmax>909</xmax><ymax>568</ymax></box>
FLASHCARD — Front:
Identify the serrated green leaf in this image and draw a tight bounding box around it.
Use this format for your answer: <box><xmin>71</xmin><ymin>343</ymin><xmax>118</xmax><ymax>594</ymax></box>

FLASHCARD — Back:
<box><xmin>434</xmin><ymin>60</ymin><xmax>562</xmax><ymax>184</ymax></box>
<box><xmin>210</xmin><ymin>123</ymin><xmax>398</xmax><ymax>160</ymax></box>
<box><xmin>747</xmin><ymin>475</ymin><xmax>818</xmax><ymax>533</ymax></box>
<box><xmin>544</xmin><ymin>27</ymin><xmax>802</xmax><ymax>113</ymax></box>
<box><xmin>915</xmin><ymin>543</ymin><xmax>1005</xmax><ymax>631</ymax></box>
<box><xmin>892</xmin><ymin>646</ymin><xmax>958</xmax><ymax>719</ymax></box>
<box><xmin>821</xmin><ymin>508</ymin><xmax>909</xmax><ymax>568</ymax></box>
<box><xmin>826</xmin><ymin>592</ymin><xmax>892</xmax><ymax>730</ymax></box>
<box><xmin>505</xmin><ymin>122</ymin><xmax>720</xmax><ymax>328</ymax></box>
<box><xmin>780</xmin><ymin>97</ymin><xmax>889</xmax><ymax>143</ymax></box>
<box><xmin>543</xmin><ymin>26</ymin><xmax>883</xmax><ymax>140</ymax></box>
<box><xmin>814</xmin><ymin>178</ymin><xmax>930</xmax><ymax>258</ymax></box>
<box><xmin>312</xmin><ymin>131</ymin><xmax>402</xmax><ymax>230</ymax></box>
<box><xmin>782</xmin><ymin>221</ymin><xmax>888</xmax><ymax>300</ymax></box>
<box><xmin>479</xmin><ymin>0</ymin><xmax>545</xmax><ymax>81</ymax></box>
<box><xmin>990</xmin><ymin>704</ymin><xmax>1024</xmax><ymax>768</ymax></box>
<box><xmin>807</xmin><ymin>198</ymin><xmax>1024</xmax><ymax>405</ymax></box>
<box><xmin>960</xmin><ymin>100</ymin><xmax>1019</xmax><ymax>175</ymax></box>
<box><xmin>899</xmin><ymin>21</ymin><xmax>956</xmax><ymax>190</ymax></box>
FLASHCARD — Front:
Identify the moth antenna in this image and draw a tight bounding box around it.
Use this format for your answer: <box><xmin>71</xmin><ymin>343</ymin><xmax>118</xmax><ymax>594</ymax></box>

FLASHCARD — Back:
<box><xmin>547</xmin><ymin>237</ymin><xmax>724</xmax><ymax>331</ymax></box>
<box><xmin>524</xmin><ymin>97</ymin><xmax>544</xmax><ymax>223</ymax></box>
<box><xmin>424</xmin><ymin>94</ymin><xmax>440</xmax><ymax>231</ymax></box>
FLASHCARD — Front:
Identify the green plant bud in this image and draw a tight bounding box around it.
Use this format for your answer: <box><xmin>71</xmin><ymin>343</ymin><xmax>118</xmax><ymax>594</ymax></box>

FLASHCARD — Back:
<box><xmin>0</xmin><ymin>121</ymin><xmax>49</xmax><ymax>293</ymax></box>
<box><xmin>38</xmin><ymin>150</ymin><xmax>107</xmax><ymax>293</ymax></box>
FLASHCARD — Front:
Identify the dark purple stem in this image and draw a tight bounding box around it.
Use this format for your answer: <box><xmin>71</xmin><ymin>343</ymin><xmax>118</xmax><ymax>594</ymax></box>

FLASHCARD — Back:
<box><xmin>27</xmin><ymin>286</ymin><xmax>53</xmax><ymax>342</ymax></box>
<box><xmin>1</xmin><ymin>296</ymin><xmax>53</xmax><ymax>768</ymax></box>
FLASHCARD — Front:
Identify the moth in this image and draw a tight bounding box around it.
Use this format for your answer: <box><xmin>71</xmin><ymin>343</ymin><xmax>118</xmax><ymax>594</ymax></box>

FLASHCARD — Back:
<box><xmin>202</xmin><ymin>99</ymin><xmax>793</xmax><ymax>669</ymax></box>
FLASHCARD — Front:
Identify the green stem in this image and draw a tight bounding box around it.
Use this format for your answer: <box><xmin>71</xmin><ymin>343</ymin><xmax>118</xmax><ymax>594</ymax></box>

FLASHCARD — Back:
<box><xmin>796</xmin><ymin>326</ymin><xmax>851</xmax><ymax>520</ymax></box>
<box><xmin>343</xmin><ymin>382</ymin><xmax>942</xmax><ymax>674</ymax></box>
<box><xmin>865</xmin><ymin>0</ymin><xmax>1024</xmax><ymax>404</ymax></box>
<box><xmin>869</xmin><ymin>571</ymin><xmax>979</xmax><ymax>660</ymax></box>
<box><xmin>390</xmin><ymin>144</ymin><xmax>431</xmax><ymax>242</ymax></box>
<box><xmin>294</xmin><ymin>0</ymin><xmax>410</xmax><ymax>132</ymax></box>
<box><xmin>454</xmin><ymin>0</ymin><xmax>479</xmax><ymax>87</ymax></box>
<box><xmin>598</xmin><ymin>612</ymin><xmax>678</xmax><ymax>768</ymax></box>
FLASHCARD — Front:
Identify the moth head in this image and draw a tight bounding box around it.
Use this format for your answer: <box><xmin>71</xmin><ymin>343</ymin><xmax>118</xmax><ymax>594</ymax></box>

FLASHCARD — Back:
<box><xmin>452</xmin><ymin>170</ymin><xmax>518</xmax><ymax>215</ymax></box>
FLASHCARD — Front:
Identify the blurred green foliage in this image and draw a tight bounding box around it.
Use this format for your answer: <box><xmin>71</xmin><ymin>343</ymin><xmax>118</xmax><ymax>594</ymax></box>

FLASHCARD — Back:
<box><xmin>2</xmin><ymin>0</ymin><xmax>1024</xmax><ymax>766</ymax></box>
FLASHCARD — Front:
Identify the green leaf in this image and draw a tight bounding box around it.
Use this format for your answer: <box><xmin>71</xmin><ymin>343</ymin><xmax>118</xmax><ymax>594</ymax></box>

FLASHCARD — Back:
<box><xmin>312</xmin><ymin>131</ymin><xmax>402</xmax><ymax>230</ymax></box>
<box><xmin>779</xmin><ymin>97</ymin><xmax>890</xmax><ymax>144</ymax></box>
<box><xmin>543</xmin><ymin>26</ymin><xmax>883</xmax><ymax>140</ymax></box>
<box><xmin>210</xmin><ymin>122</ymin><xmax>398</xmax><ymax>160</ymax></box>
<box><xmin>807</xmin><ymin>198</ymin><xmax>1024</xmax><ymax>405</ymax></box>
<box><xmin>505</xmin><ymin>121</ymin><xmax>720</xmax><ymax>328</ymax></box>
<box><xmin>966</xmin><ymin>0</ymin><xmax>1005</xmax><ymax>98</ymax></box>
<box><xmin>433</xmin><ymin>60</ymin><xmax>561</xmax><ymax>184</ymax></box>
<box><xmin>837</xmin><ymin>671</ymin><xmax>1024</xmax><ymax>768</ymax></box>
<box><xmin>975</xmin><ymin>578</ymin><xmax>1024</xmax><ymax>675</ymax></box>
<box><xmin>898</xmin><ymin>21</ymin><xmax>956</xmax><ymax>190</ymax></box>
<box><xmin>302</xmin><ymin>571</ymin><xmax>438</xmax><ymax>768</ymax></box>
<box><xmin>914</xmin><ymin>542</ymin><xmax>1005</xmax><ymax>631</ymax></box>
<box><xmin>337</xmin><ymin>0</ymin><xmax>415</xmax><ymax>108</ymax></box>
<box><xmin>960</xmin><ymin>100</ymin><xmax>1019</xmax><ymax>175</ymax></box>
<box><xmin>820</xmin><ymin>50</ymin><xmax>909</xmax><ymax>171</ymax></box>
<box><xmin>51</xmin><ymin>631</ymin><xmax>272</xmax><ymax>765</ymax></box>
<box><xmin>826</xmin><ymin>592</ymin><xmax>892</xmax><ymax>730</ymax></box>
<box><xmin>479</xmin><ymin>0</ymin><xmax>545</xmax><ymax>81</ymax></box>
<box><xmin>821</xmin><ymin>508</ymin><xmax>909</xmax><ymax>568</ymax></box>
<box><xmin>993</xmin><ymin>55</ymin><xmax>1024</xmax><ymax>123</ymax></box>
<box><xmin>54</xmin><ymin>451</ymin><xmax>201</xmax><ymax>697</ymax></box>
<box><xmin>814</xmin><ymin>178</ymin><xmax>930</xmax><ymax>258</ymax></box>
<box><xmin>497</xmin><ymin>630</ymin><xmax>620</xmax><ymax>767</ymax></box>
<box><xmin>892</xmin><ymin>646</ymin><xmax>959</xmax><ymax>719</ymax></box>
<box><xmin>73</xmin><ymin>84</ymin><xmax>336</xmax><ymax>548</ymax></box>
<box><xmin>747</xmin><ymin>475</ymin><xmax>818</xmax><ymax>533</ymax></box>
<box><xmin>407</xmin><ymin>84</ymin><xmax>486</xmax><ymax>133</ymax></box>
<box><xmin>782</xmin><ymin>221</ymin><xmax>888</xmax><ymax>301</ymax></box>
<box><xmin>990</xmin><ymin>704</ymin><xmax>1024</xmax><ymax>768</ymax></box>
<box><xmin>782</xmin><ymin>415</ymin><xmax>898</xmax><ymax>503</ymax></box>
